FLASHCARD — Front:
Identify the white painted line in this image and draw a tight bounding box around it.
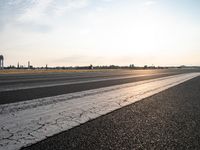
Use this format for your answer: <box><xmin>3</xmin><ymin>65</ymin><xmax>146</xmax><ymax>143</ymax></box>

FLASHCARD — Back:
<box><xmin>0</xmin><ymin>73</ymin><xmax>199</xmax><ymax>150</ymax></box>
<box><xmin>0</xmin><ymin>73</ymin><xmax>169</xmax><ymax>92</ymax></box>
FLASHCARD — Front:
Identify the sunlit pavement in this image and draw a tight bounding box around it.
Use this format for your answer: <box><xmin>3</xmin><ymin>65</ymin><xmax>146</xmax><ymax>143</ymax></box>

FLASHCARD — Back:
<box><xmin>22</xmin><ymin>75</ymin><xmax>200</xmax><ymax>150</ymax></box>
<box><xmin>0</xmin><ymin>73</ymin><xmax>200</xmax><ymax>150</ymax></box>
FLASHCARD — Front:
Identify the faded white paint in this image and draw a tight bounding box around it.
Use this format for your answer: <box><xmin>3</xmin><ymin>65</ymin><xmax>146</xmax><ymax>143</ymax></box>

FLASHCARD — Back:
<box><xmin>0</xmin><ymin>73</ymin><xmax>199</xmax><ymax>150</ymax></box>
<box><xmin>0</xmin><ymin>73</ymin><xmax>169</xmax><ymax>92</ymax></box>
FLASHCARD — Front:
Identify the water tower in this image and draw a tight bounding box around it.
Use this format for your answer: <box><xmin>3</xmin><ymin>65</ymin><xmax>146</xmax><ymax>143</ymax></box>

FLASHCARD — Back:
<box><xmin>0</xmin><ymin>55</ymin><xmax>4</xmax><ymax>69</ymax></box>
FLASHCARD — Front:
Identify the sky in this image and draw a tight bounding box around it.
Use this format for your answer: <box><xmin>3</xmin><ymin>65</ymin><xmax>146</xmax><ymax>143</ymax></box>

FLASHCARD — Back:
<box><xmin>0</xmin><ymin>0</ymin><xmax>200</xmax><ymax>67</ymax></box>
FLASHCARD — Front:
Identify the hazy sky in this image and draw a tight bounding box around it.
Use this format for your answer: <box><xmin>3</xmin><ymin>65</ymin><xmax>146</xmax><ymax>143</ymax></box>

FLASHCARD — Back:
<box><xmin>0</xmin><ymin>0</ymin><xmax>200</xmax><ymax>67</ymax></box>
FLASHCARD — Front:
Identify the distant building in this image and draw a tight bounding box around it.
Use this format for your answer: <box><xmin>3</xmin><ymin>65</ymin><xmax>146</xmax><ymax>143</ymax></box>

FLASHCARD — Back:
<box><xmin>129</xmin><ymin>64</ymin><xmax>135</xmax><ymax>68</ymax></box>
<box><xmin>28</xmin><ymin>61</ymin><xmax>30</xmax><ymax>69</ymax></box>
<box><xmin>0</xmin><ymin>55</ymin><xmax>4</xmax><ymax>69</ymax></box>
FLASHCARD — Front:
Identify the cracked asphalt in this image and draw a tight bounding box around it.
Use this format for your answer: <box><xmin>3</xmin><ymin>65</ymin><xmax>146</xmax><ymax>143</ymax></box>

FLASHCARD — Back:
<box><xmin>4</xmin><ymin>74</ymin><xmax>192</xmax><ymax>150</ymax></box>
<box><xmin>22</xmin><ymin>76</ymin><xmax>200</xmax><ymax>150</ymax></box>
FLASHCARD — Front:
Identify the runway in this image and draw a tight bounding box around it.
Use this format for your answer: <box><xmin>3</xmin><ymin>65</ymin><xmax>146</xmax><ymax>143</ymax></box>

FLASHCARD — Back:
<box><xmin>0</xmin><ymin>69</ymin><xmax>199</xmax><ymax>105</ymax></box>
<box><xmin>22</xmin><ymin>74</ymin><xmax>200</xmax><ymax>150</ymax></box>
<box><xmin>0</xmin><ymin>69</ymin><xmax>200</xmax><ymax>150</ymax></box>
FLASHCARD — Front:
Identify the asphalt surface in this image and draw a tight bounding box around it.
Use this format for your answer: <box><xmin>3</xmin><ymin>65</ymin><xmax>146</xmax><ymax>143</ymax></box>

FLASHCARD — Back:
<box><xmin>22</xmin><ymin>75</ymin><xmax>200</xmax><ymax>150</ymax></box>
<box><xmin>1</xmin><ymin>69</ymin><xmax>200</xmax><ymax>105</ymax></box>
<box><xmin>0</xmin><ymin>69</ymin><xmax>198</xmax><ymax>86</ymax></box>
<box><xmin>0</xmin><ymin>69</ymin><xmax>184</xmax><ymax>90</ymax></box>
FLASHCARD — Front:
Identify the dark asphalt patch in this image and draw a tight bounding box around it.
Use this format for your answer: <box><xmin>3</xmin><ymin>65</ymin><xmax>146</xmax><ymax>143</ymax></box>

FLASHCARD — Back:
<box><xmin>22</xmin><ymin>76</ymin><xmax>200</xmax><ymax>150</ymax></box>
<box><xmin>0</xmin><ymin>73</ymin><xmax>178</xmax><ymax>105</ymax></box>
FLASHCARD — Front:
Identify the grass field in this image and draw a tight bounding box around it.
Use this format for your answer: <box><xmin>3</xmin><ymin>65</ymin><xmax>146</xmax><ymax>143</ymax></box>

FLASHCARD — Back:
<box><xmin>0</xmin><ymin>69</ymin><xmax>122</xmax><ymax>75</ymax></box>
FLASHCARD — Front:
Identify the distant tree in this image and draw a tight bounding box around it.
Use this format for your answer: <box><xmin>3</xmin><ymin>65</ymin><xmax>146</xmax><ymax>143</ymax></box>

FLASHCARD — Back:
<box><xmin>89</xmin><ymin>64</ymin><xmax>93</xmax><ymax>69</ymax></box>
